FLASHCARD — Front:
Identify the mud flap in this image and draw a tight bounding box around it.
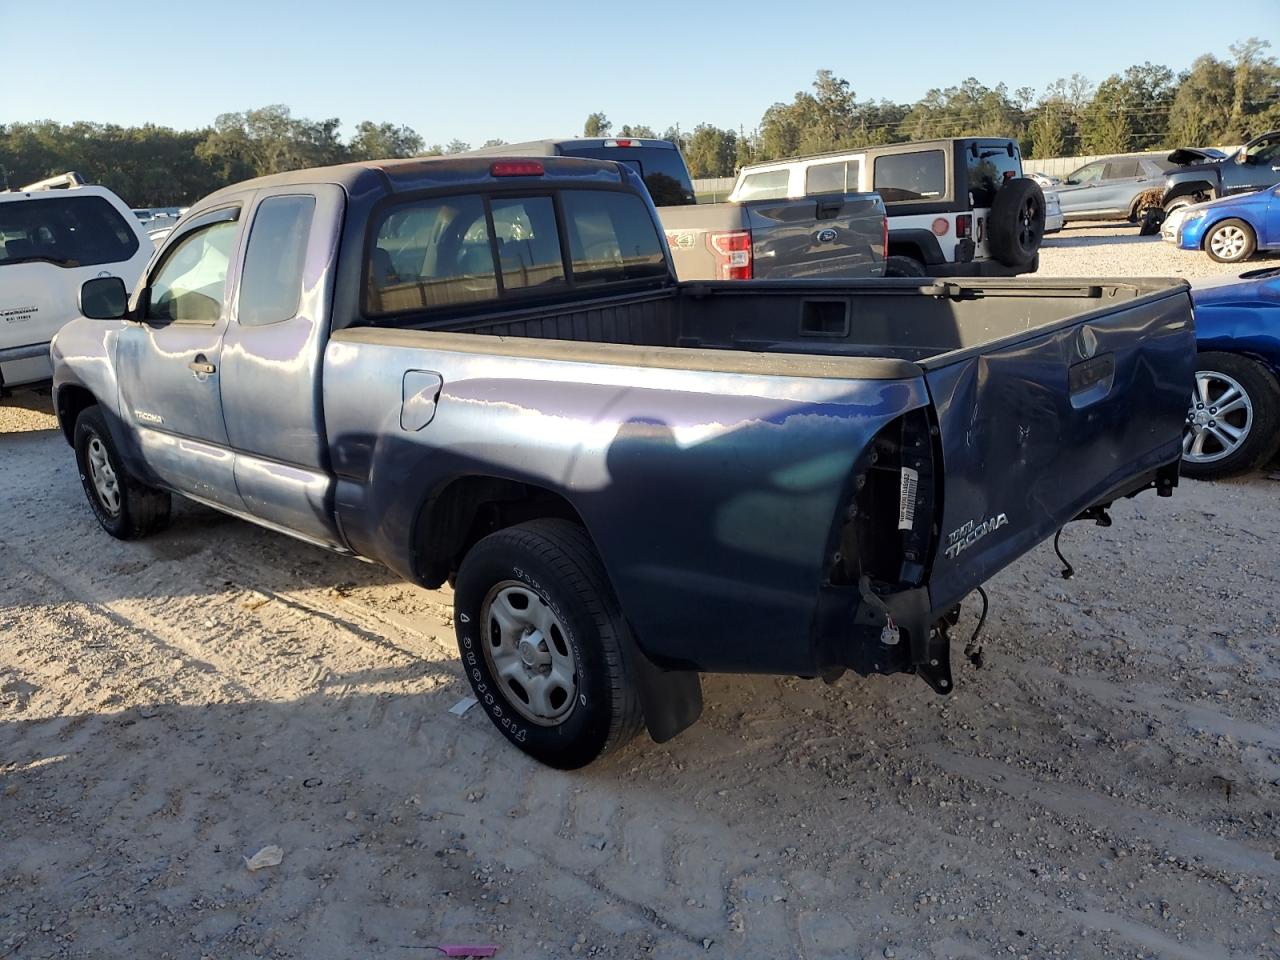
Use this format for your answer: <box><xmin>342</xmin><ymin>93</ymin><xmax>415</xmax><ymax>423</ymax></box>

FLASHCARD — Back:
<box><xmin>622</xmin><ymin>624</ymin><xmax>704</xmax><ymax>743</ymax></box>
<box><xmin>883</xmin><ymin>586</ymin><xmax>953</xmax><ymax>695</ymax></box>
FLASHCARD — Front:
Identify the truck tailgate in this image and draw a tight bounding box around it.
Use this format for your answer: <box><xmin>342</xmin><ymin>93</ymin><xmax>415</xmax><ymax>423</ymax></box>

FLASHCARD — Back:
<box><xmin>744</xmin><ymin>194</ymin><xmax>885</xmax><ymax>279</ymax></box>
<box><xmin>922</xmin><ymin>286</ymin><xmax>1194</xmax><ymax>612</ymax></box>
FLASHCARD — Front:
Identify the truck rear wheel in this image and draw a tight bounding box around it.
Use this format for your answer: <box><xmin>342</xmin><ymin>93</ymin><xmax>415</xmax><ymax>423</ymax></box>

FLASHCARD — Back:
<box><xmin>453</xmin><ymin>519</ymin><xmax>643</xmax><ymax>768</ymax></box>
<box><xmin>73</xmin><ymin>406</ymin><xmax>171</xmax><ymax>539</ymax></box>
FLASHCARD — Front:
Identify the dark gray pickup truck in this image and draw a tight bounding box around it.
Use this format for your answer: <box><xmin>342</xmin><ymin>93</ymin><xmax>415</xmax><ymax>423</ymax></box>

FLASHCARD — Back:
<box><xmin>54</xmin><ymin>155</ymin><xmax>1195</xmax><ymax>768</ymax></box>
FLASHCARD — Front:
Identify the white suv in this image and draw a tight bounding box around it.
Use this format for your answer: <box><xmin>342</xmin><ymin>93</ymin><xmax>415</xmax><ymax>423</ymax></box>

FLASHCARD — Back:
<box><xmin>729</xmin><ymin>138</ymin><xmax>1049</xmax><ymax>278</ymax></box>
<box><xmin>1</xmin><ymin>173</ymin><xmax>153</xmax><ymax>390</ymax></box>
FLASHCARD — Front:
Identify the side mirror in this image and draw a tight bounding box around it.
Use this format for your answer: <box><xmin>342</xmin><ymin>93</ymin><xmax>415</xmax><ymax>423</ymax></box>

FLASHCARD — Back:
<box><xmin>79</xmin><ymin>276</ymin><xmax>128</xmax><ymax>320</ymax></box>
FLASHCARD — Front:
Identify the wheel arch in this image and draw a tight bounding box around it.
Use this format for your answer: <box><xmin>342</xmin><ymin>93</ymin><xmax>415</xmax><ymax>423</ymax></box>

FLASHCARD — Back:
<box><xmin>418</xmin><ymin>474</ymin><xmax>705</xmax><ymax>744</ymax></box>
<box><xmin>411</xmin><ymin>474</ymin><xmax>587</xmax><ymax>589</ymax></box>
<box><xmin>1164</xmin><ymin>179</ymin><xmax>1216</xmax><ymax>206</ymax></box>
<box><xmin>55</xmin><ymin>384</ymin><xmax>99</xmax><ymax>446</ymax></box>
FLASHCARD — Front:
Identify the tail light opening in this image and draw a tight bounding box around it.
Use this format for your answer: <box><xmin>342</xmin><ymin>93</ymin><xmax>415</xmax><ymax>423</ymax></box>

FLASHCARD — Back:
<box><xmin>955</xmin><ymin>214</ymin><xmax>972</xmax><ymax>239</ymax></box>
<box><xmin>707</xmin><ymin>230</ymin><xmax>753</xmax><ymax>280</ymax></box>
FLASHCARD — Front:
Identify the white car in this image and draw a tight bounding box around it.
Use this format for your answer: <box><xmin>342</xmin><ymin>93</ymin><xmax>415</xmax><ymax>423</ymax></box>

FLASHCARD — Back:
<box><xmin>1</xmin><ymin>173</ymin><xmax>153</xmax><ymax>390</ymax></box>
<box><xmin>1044</xmin><ymin>189</ymin><xmax>1065</xmax><ymax>234</ymax></box>
<box><xmin>729</xmin><ymin>138</ymin><xmax>1049</xmax><ymax>276</ymax></box>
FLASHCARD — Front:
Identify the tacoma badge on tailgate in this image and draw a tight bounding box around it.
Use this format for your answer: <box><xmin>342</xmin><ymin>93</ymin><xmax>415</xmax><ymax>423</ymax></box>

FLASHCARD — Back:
<box><xmin>944</xmin><ymin>513</ymin><xmax>1009</xmax><ymax>560</ymax></box>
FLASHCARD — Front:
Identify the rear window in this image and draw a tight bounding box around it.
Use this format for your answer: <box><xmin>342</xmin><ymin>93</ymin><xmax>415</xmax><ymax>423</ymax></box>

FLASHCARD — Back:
<box><xmin>967</xmin><ymin>143</ymin><xmax>1021</xmax><ymax>207</ymax></box>
<box><xmin>804</xmin><ymin>159</ymin><xmax>861</xmax><ymax>195</ymax></box>
<box><xmin>736</xmin><ymin>169</ymin><xmax>790</xmax><ymax>201</ymax></box>
<box><xmin>561</xmin><ymin>190</ymin><xmax>666</xmax><ymax>285</ymax></box>
<box><xmin>368</xmin><ymin>194</ymin><xmax>497</xmax><ymax>315</ymax></box>
<box><xmin>874</xmin><ymin>150</ymin><xmax>947</xmax><ymax>203</ymax></box>
<box><xmin>0</xmin><ymin>195</ymin><xmax>139</xmax><ymax>268</ymax></box>
<box><xmin>366</xmin><ymin>188</ymin><xmax>665</xmax><ymax>317</ymax></box>
<box><xmin>557</xmin><ymin>145</ymin><xmax>695</xmax><ymax>206</ymax></box>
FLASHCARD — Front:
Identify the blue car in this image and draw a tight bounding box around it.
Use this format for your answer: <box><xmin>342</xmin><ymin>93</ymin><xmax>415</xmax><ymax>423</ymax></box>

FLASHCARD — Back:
<box><xmin>1165</xmin><ymin>183</ymin><xmax>1280</xmax><ymax>263</ymax></box>
<box><xmin>1184</xmin><ymin>267</ymin><xmax>1280</xmax><ymax>477</ymax></box>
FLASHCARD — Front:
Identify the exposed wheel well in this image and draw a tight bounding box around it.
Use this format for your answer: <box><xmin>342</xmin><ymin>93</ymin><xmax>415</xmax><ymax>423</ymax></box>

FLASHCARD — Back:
<box><xmin>1164</xmin><ymin>181</ymin><xmax>1215</xmax><ymax>207</ymax></box>
<box><xmin>55</xmin><ymin>385</ymin><xmax>97</xmax><ymax>446</ymax></box>
<box><xmin>412</xmin><ymin>475</ymin><xmax>588</xmax><ymax>587</ymax></box>
<box><xmin>887</xmin><ymin>241</ymin><xmax>925</xmax><ymax>262</ymax></box>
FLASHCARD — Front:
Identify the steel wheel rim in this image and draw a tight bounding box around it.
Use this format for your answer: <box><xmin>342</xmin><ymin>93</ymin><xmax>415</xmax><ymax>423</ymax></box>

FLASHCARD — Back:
<box><xmin>481</xmin><ymin>580</ymin><xmax>578</xmax><ymax>726</ymax></box>
<box><xmin>1209</xmin><ymin>225</ymin><xmax>1246</xmax><ymax>260</ymax></box>
<box><xmin>87</xmin><ymin>436</ymin><xmax>122</xmax><ymax>515</ymax></box>
<box><xmin>1183</xmin><ymin>370</ymin><xmax>1252</xmax><ymax>464</ymax></box>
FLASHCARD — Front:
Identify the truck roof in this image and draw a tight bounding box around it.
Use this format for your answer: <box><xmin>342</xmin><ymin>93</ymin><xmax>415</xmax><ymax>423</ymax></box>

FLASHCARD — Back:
<box><xmin>463</xmin><ymin>138</ymin><xmax>683</xmax><ymax>157</ymax></box>
<box><xmin>197</xmin><ymin>155</ymin><xmax>629</xmax><ymax>206</ymax></box>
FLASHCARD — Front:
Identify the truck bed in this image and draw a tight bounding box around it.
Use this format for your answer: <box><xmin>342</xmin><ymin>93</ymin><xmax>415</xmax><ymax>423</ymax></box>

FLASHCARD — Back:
<box><xmin>360</xmin><ymin>276</ymin><xmax>1186</xmax><ymax>368</ymax></box>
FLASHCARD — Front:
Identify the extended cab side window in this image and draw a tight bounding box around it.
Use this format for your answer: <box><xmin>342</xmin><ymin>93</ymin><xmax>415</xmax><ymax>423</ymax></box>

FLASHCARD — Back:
<box><xmin>561</xmin><ymin>190</ymin><xmax>666</xmax><ymax>285</ymax></box>
<box><xmin>239</xmin><ymin>195</ymin><xmax>316</xmax><ymax>326</ymax></box>
<box><xmin>146</xmin><ymin>217</ymin><xmax>239</xmax><ymax>324</ymax></box>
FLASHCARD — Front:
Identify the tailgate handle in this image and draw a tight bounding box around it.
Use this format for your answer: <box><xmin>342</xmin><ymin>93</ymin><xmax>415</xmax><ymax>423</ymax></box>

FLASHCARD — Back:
<box><xmin>1068</xmin><ymin>353</ymin><xmax>1115</xmax><ymax>408</ymax></box>
<box><xmin>815</xmin><ymin>200</ymin><xmax>842</xmax><ymax>220</ymax></box>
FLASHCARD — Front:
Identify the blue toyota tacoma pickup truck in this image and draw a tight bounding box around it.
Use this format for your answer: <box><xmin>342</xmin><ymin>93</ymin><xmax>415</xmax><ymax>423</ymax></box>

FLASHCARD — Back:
<box><xmin>52</xmin><ymin>155</ymin><xmax>1195</xmax><ymax>768</ymax></box>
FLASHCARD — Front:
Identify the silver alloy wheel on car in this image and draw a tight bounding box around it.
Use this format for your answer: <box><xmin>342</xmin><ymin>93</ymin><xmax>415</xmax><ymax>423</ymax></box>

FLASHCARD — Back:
<box><xmin>1184</xmin><ymin>370</ymin><xmax>1253</xmax><ymax>463</ymax></box>
<box><xmin>481</xmin><ymin>580</ymin><xmax>579</xmax><ymax>725</ymax></box>
<box><xmin>86</xmin><ymin>436</ymin><xmax>122</xmax><ymax>515</ymax></box>
<box><xmin>1208</xmin><ymin>224</ymin><xmax>1249</xmax><ymax>261</ymax></box>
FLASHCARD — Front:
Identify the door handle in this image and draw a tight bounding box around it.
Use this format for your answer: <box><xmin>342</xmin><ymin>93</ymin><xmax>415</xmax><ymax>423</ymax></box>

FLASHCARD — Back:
<box><xmin>188</xmin><ymin>354</ymin><xmax>216</xmax><ymax>375</ymax></box>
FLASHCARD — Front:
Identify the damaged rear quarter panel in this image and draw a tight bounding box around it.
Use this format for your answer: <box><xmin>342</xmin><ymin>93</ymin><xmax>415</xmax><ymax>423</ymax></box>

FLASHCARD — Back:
<box><xmin>323</xmin><ymin>340</ymin><xmax>930</xmax><ymax>674</ymax></box>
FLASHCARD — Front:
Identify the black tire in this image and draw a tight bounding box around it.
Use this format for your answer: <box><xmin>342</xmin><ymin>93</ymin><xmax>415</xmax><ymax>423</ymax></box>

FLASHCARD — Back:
<box><xmin>987</xmin><ymin>178</ymin><xmax>1046</xmax><ymax>268</ymax></box>
<box><xmin>73</xmin><ymin>406</ymin><xmax>171</xmax><ymax>539</ymax></box>
<box><xmin>1203</xmin><ymin>218</ymin><xmax>1257</xmax><ymax>264</ymax></box>
<box><xmin>1181</xmin><ymin>352</ymin><xmax>1280</xmax><ymax>480</ymax></box>
<box><xmin>1138</xmin><ymin>207</ymin><xmax>1165</xmax><ymax>237</ymax></box>
<box><xmin>884</xmin><ymin>255</ymin><xmax>926</xmax><ymax>278</ymax></box>
<box><xmin>1163</xmin><ymin>195</ymin><xmax>1197</xmax><ymax>216</ymax></box>
<box><xmin>453</xmin><ymin>519</ymin><xmax>643</xmax><ymax>769</ymax></box>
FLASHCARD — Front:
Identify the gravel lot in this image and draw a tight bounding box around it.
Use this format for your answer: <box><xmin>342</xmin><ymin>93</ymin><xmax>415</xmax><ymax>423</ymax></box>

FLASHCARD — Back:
<box><xmin>3</xmin><ymin>231</ymin><xmax>1279</xmax><ymax>960</ymax></box>
<box><xmin>1038</xmin><ymin>221</ymin><xmax>1280</xmax><ymax>280</ymax></box>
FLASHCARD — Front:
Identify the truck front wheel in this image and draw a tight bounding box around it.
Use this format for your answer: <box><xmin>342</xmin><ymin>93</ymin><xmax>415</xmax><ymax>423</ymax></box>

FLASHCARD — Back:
<box><xmin>73</xmin><ymin>406</ymin><xmax>171</xmax><ymax>539</ymax></box>
<box><xmin>453</xmin><ymin>519</ymin><xmax>643</xmax><ymax>768</ymax></box>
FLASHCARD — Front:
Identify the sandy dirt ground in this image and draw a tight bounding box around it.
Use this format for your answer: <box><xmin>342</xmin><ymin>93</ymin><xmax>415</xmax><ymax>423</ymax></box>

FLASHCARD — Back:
<box><xmin>3</xmin><ymin>234</ymin><xmax>1280</xmax><ymax>959</ymax></box>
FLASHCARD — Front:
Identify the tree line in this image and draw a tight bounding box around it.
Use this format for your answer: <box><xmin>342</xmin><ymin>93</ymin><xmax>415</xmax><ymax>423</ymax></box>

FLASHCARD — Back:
<box><xmin>2</xmin><ymin>38</ymin><xmax>1276</xmax><ymax>205</ymax></box>
<box><xmin>621</xmin><ymin>38</ymin><xmax>1279</xmax><ymax>178</ymax></box>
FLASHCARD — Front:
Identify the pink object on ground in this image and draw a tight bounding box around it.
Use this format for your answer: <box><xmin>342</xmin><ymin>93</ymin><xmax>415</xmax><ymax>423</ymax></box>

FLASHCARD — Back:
<box><xmin>436</xmin><ymin>947</ymin><xmax>499</xmax><ymax>958</ymax></box>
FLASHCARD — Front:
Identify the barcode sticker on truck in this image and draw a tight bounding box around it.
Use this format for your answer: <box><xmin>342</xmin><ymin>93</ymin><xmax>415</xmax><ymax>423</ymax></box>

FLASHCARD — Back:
<box><xmin>898</xmin><ymin>467</ymin><xmax>919</xmax><ymax>531</ymax></box>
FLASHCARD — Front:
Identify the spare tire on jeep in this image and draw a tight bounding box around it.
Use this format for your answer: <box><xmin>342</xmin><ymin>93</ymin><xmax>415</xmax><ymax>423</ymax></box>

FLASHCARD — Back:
<box><xmin>987</xmin><ymin>178</ymin><xmax>1045</xmax><ymax>269</ymax></box>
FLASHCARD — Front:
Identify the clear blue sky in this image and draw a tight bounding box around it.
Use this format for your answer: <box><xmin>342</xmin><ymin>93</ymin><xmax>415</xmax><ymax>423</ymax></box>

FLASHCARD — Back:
<box><xmin>3</xmin><ymin>0</ymin><xmax>1276</xmax><ymax>144</ymax></box>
